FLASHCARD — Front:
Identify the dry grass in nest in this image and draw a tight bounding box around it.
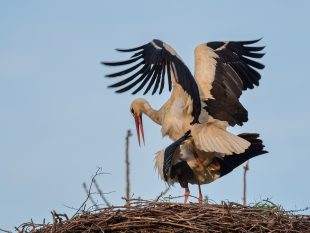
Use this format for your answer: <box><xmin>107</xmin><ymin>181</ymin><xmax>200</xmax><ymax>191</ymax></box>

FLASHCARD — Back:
<box><xmin>17</xmin><ymin>200</ymin><xmax>310</xmax><ymax>233</ymax></box>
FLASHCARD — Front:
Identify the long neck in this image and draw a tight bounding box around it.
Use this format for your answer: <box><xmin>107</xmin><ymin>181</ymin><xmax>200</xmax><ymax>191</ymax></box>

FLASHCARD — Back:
<box><xmin>141</xmin><ymin>102</ymin><xmax>161</xmax><ymax>125</ymax></box>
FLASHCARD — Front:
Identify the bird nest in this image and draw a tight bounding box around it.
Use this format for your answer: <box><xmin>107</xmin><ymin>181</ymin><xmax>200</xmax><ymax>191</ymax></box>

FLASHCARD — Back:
<box><xmin>19</xmin><ymin>200</ymin><xmax>310</xmax><ymax>233</ymax></box>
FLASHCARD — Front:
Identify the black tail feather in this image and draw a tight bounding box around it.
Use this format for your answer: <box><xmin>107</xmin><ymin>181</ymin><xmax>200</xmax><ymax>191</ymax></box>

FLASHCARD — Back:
<box><xmin>163</xmin><ymin>130</ymin><xmax>191</xmax><ymax>181</ymax></box>
<box><xmin>216</xmin><ymin>133</ymin><xmax>268</xmax><ymax>177</ymax></box>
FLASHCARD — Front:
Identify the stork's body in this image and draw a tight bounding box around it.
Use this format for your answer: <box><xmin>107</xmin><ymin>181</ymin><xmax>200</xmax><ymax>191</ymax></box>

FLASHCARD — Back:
<box><xmin>154</xmin><ymin>132</ymin><xmax>267</xmax><ymax>203</ymax></box>
<box><xmin>132</xmin><ymin>84</ymin><xmax>197</xmax><ymax>141</ymax></box>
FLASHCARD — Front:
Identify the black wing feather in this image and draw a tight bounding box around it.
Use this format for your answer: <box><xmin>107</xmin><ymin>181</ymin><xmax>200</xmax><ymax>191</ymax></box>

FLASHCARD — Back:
<box><xmin>243</xmin><ymin>51</ymin><xmax>265</xmax><ymax>59</ymax></box>
<box><xmin>152</xmin><ymin>66</ymin><xmax>163</xmax><ymax>95</ymax></box>
<box><xmin>204</xmin><ymin>39</ymin><xmax>265</xmax><ymax>126</ymax></box>
<box><xmin>163</xmin><ymin>131</ymin><xmax>191</xmax><ymax>181</ymax></box>
<box><xmin>143</xmin><ymin>65</ymin><xmax>160</xmax><ymax>95</ymax></box>
<box><xmin>105</xmin><ymin>61</ymin><xmax>144</xmax><ymax>78</ymax></box>
<box><xmin>133</xmin><ymin>64</ymin><xmax>156</xmax><ymax>94</ymax></box>
<box><xmin>243</xmin><ymin>46</ymin><xmax>265</xmax><ymax>52</ymax></box>
<box><xmin>115</xmin><ymin>65</ymin><xmax>151</xmax><ymax>93</ymax></box>
<box><xmin>116</xmin><ymin>44</ymin><xmax>146</xmax><ymax>52</ymax></box>
<box><xmin>240</xmin><ymin>38</ymin><xmax>263</xmax><ymax>45</ymax></box>
<box><xmin>102</xmin><ymin>39</ymin><xmax>201</xmax><ymax>124</ymax></box>
<box><xmin>158</xmin><ymin>61</ymin><xmax>166</xmax><ymax>94</ymax></box>
<box><xmin>166</xmin><ymin>61</ymin><xmax>172</xmax><ymax>91</ymax></box>
<box><xmin>241</xmin><ymin>56</ymin><xmax>265</xmax><ymax>69</ymax></box>
<box><xmin>101</xmin><ymin>55</ymin><xmax>142</xmax><ymax>66</ymax></box>
<box><xmin>108</xmin><ymin>65</ymin><xmax>147</xmax><ymax>88</ymax></box>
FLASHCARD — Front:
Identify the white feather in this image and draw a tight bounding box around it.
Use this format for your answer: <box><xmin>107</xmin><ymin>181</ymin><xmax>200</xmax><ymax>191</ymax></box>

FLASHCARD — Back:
<box><xmin>153</xmin><ymin>150</ymin><xmax>176</xmax><ymax>185</ymax></box>
<box><xmin>191</xmin><ymin>123</ymin><xmax>250</xmax><ymax>155</ymax></box>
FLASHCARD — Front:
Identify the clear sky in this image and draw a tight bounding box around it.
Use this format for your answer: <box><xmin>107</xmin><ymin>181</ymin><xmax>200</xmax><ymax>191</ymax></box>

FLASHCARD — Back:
<box><xmin>1</xmin><ymin>0</ymin><xmax>310</xmax><ymax>230</ymax></box>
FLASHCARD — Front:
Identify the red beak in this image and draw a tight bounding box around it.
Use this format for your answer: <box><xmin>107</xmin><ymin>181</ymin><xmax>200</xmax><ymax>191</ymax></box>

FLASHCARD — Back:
<box><xmin>134</xmin><ymin>114</ymin><xmax>145</xmax><ymax>146</ymax></box>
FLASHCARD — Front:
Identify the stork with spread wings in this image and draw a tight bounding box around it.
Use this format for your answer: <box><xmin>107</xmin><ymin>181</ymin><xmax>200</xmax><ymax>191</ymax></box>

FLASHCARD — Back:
<box><xmin>102</xmin><ymin>39</ymin><xmax>265</xmax><ymax>153</ymax></box>
<box><xmin>102</xmin><ymin>39</ymin><xmax>266</xmax><ymax>203</ymax></box>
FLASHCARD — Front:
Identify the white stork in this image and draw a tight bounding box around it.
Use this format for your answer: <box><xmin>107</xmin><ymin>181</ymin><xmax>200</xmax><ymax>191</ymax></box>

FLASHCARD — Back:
<box><xmin>102</xmin><ymin>39</ymin><xmax>266</xmax><ymax>202</ymax></box>
<box><xmin>154</xmin><ymin>131</ymin><xmax>267</xmax><ymax>203</ymax></box>
<box><xmin>102</xmin><ymin>38</ymin><xmax>265</xmax><ymax>152</ymax></box>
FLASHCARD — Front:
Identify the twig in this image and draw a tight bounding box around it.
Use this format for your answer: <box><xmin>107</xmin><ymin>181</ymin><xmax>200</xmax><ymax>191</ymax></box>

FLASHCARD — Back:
<box><xmin>242</xmin><ymin>161</ymin><xmax>249</xmax><ymax>206</ymax></box>
<box><xmin>82</xmin><ymin>182</ymin><xmax>99</xmax><ymax>210</ymax></box>
<box><xmin>73</xmin><ymin>167</ymin><xmax>103</xmax><ymax>217</ymax></box>
<box><xmin>63</xmin><ymin>204</ymin><xmax>79</xmax><ymax>211</ymax></box>
<box><xmin>125</xmin><ymin>129</ymin><xmax>132</xmax><ymax>205</ymax></box>
<box><xmin>286</xmin><ymin>206</ymin><xmax>310</xmax><ymax>213</ymax></box>
<box><xmin>51</xmin><ymin>210</ymin><xmax>69</xmax><ymax>223</ymax></box>
<box><xmin>93</xmin><ymin>178</ymin><xmax>112</xmax><ymax>207</ymax></box>
<box><xmin>154</xmin><ymin>186</ymin><xmax>170</xmax><ymax>202</ymax></box>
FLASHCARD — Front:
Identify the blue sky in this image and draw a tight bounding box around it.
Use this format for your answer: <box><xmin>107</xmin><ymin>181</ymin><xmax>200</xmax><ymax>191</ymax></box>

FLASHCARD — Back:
<box><xmin>1</xmin><ymin>0</ymin><xmax>309</xmax><ymax>230</ymax></box>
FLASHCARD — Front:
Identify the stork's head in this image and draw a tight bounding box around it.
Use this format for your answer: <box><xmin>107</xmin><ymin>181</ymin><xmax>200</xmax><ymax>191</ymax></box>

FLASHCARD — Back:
<box><xmin>130</xmin><ymin>98</ymin><xmax>148</xmax><ymax>146</ymax></box>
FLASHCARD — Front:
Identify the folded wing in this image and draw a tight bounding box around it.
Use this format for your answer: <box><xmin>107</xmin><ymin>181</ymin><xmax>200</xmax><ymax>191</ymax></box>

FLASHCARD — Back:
<box><xmin>191</xmin><ymin>123</ymin><xmax>251</xmax><ymax>155</ymax></box>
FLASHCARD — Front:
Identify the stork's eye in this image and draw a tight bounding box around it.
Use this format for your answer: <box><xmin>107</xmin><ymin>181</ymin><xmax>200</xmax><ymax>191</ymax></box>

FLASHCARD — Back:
<box><xmin>130</xmin><ymin>108</ymin><xmax>135</xmax><ymax>115</ymax></box>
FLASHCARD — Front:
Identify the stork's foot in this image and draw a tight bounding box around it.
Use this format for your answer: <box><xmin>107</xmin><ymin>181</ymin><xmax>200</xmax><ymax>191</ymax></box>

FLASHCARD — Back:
<box><xmin>183</xmin><ymin>188</ymin><xmax>190</xmax><ymax>204</ymax></box>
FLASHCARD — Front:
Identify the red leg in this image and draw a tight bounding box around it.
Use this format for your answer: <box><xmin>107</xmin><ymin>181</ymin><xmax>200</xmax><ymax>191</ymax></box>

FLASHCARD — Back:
<box><xmin>198</xmin><ymin>183</ymin><xmax>203</xmax><ymax>205</ymax></box>
<box><xmin>184</xmin><ymin>188</ymin><xmax>190</xmax><ymax>204</ymax></box>
<box><xmin>193</xmin><ymin>151</ymin><xmax>203</xmax><ymax>204</ymax></box>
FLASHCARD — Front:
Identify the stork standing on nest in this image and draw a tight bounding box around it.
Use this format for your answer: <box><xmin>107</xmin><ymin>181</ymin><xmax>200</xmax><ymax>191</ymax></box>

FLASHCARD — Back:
<box><xmin>154</xmin><ymin>131</ymin><xmax>267</xmax><ymax>203</ymax></box>
<box><xmin>102</xmin><ymin>39</ymin><xmax>266</xmax><ymax>203</ymax></box>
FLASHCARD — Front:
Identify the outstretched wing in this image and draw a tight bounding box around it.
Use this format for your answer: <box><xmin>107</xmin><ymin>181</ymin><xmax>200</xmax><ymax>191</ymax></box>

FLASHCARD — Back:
<box><xmin>194</xmin><ymin>39</ymin><xmax>265</xmax><ymax>126</ymax></box>
<box><xmin>102</xmin><ymin>39</ymin><xmax>201</xmax><ymax>124</ymax></box>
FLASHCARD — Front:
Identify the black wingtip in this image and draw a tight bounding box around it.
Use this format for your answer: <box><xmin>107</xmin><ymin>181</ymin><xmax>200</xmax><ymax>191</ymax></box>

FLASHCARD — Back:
<box><xmin>115</xmin><ymin>44</ymin><xmax>145</xmax><ymax>52</ymax></box>
<box><xmin>107</xmin><ymin>83</ymin><xmax>118</xmax><ymax>88</ymax></box>
<box><xmin>257</xmin><ymin>37</ymin><xmax>264</xmax><ymax>42</ymax></box>
<box><xmin>104</xmin><ymin>74</ymin><xmax>114</xmax><ymax>78</ymax></box>
<box><xmin>101</xmin><ymin>61</ymin><xmax>116</xmax><ymax>67</ymax></box>
<box><xmin>115</xmin><ymin>48</ymin><xmax>126</xmax><ymax>52</ymax></box>
<box><xmin>152</xmin><ymin>39</ymin><xmax>164</xmax><ymax>46</ymax></box>
<box><xmin>255</xmin><ymin>37</ymin><xmax>264</xmax><ymax>43</ymax></box>
<box><xmin>101</xmin><ymin>56</ymin><xmax>143</xmax><ymax>67</ymax></box>
<box><xmin>241</xmin><ymin>38</ymin><xmax>263</xmax><ymax>45</ymax></box>
<box><xmin>244</xmin><ymin>46</ymin><xmax>266</xmax><ymax>52</ymax></box>
<box><xmin>115</xmin><ymin>89</ymin><xmax>124</xmax><ymax>94</ymax></box>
